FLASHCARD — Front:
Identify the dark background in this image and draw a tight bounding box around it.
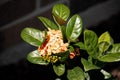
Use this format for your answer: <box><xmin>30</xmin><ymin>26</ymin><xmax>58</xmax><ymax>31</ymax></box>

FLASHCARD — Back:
<box><xmin>0</xmin><ymin>0</ymin><xmax>120</xmax><ymax>80</ymax></box>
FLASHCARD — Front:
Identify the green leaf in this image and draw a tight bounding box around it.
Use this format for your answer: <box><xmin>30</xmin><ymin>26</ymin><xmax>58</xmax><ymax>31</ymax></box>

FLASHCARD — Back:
<box><xmin>98</xmin><ymin>42</ymin><xmax>110</xmax><ymax>55</ymax></box>
<box><xmin>84</xmin><ymin>30</ymin><xmax>98</xmax><ymax>52</ymax></box>
<box><xmin>100</xmin><ymin>69</ymin><xmax>111</xmax><ymax>79</ymax></box>
<box><xmin>67</xmin><ymin>66</ymin><xmax>85</xmax><ymax>80</ymax></box>
<box><xmin>98</xmin><ymin>44</ymin><xmax>120</xmax><ymax>62</ymax></box>
<box><xmin>84</xmin><ymin>30</ymin><xmax>98</xmax><ymax>58</ymax></box>
<box><xmin>98</xmin><ymin>31</ymin><xmax>113</xmax><ymax>53</ymax></box>
<box><xmin>98</xmin><ymin>31</ymin><xmax>113</xmax><ymax>45</ymax></box>
<box><xmin>81</xmin><ymin>58</ymin><xmax>100</xmax><ymax>72</ymax></box>
<box><xmin>107</xmin><ymin>44</ymin><xmax>120</xmax><ymax>53</ymax></box>
<box><xmin>53</xmin><ymin>64</ymin><xmax>65</xmax><ymax>76</ymax></box>
<box><xmin>27</xmin><ymin>50</ymin><xmax>49</xmax><ymax>65</ymax></box>
<box><xmin>56</xmin><ymin>51</ymin><xmax>70</xmax><ymax>62</ymax></box>
<box><xmin>52</xmin><ymin>4</ymin><xmax>70</xmax><ymax>25</ymax></box>
<box><xmin>69</xmin><ymin>46</ymin><xmax>74</xmax><ymax>52</ymax></box>
<box><xmin>38</xmin><ymin>16</ymin><xmax>58</xmax><ymax>30</ymax></box>
<box><xmin>60</xmin><ymin>26</ymin><xmax>67</xmax><ymax>42</ymax></box>
<box><xmin>88</xmin><ymin>56</ymin><xmax>93</xmax><ymax>64</ymax></box>
<box><xmin>74</xmin><ymin>42</ymin><xmax>85</xmax><ymax>50</ymax></box>
<box><xmin>21</xmin><ymin>27</ymin><xmax>46</xmax><ymax>47</ymax></box>
<box><xmin>84</xmin><ymin>72</ymin><xmax>90</xmax><ymax>80</ymax></box>
<box><xmin>66</xmin><ymin>14</ymin><xmax>82</xmax><ymax>42</ymax></box>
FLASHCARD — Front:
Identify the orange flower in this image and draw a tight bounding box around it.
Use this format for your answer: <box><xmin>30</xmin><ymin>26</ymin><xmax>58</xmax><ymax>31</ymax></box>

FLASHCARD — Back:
<box><xmin>69</xmin><ymin>48</ymin><xmax>80</xmax><ymax>59</ymax></box>
<box><xmin>70</xmin><ymin>52</ymin><xmax>75</xmax><ymax>59</ymax></box>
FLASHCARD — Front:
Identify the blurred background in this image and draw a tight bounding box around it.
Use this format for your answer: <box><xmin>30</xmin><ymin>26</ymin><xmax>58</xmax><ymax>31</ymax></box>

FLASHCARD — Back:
<box><xmin>0</xmin><ymin>0</ymin><xmax>120</xmax><ymax>80</ymax></box>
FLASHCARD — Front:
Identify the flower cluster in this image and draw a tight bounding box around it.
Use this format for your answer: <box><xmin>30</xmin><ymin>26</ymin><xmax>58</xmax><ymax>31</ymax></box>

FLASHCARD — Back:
<box><xmin>38</xmin><ymin>29</ymin><xmax>68</xmax><ymax>63</ymax></box>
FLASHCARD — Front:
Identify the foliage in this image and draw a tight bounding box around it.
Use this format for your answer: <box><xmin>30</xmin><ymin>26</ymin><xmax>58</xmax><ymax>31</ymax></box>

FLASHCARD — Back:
<box><xmin>20</xmin><ymin>4</ymin><xmax>120</xmax><ymax>80</ymax></box>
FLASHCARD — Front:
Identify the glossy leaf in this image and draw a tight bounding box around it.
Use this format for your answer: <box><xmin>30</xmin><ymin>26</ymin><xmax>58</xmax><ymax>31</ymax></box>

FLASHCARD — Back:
<box><xmin>53</xmin><ymin>64</ymin><xmax>65</xmax><ymax>76</ymax></box>
<box><xmin>98</xmin><ymin>53</ymin><xmax>120</xmax><ymax>62</ymax></box>
<box><xmin>27</xmin><ymin>50</ymin><xmax>49</xmax><ymax>65</ymax></box>
<box><xmin>21</xmin><ymin>28</ymin><xmax>46</xmax><ymax>47</ymax></box>
<box><xmin>98</xmin><ymin>44</ymin><xmax>120</xmax><ymax>62</ymax></box>
<box><xmin>74</xmin><ymin>42</ymin><xmax>85</xmax><ymax>50</ymax></box>
<box><xmin>52</xmin><ymin>4</ymin><xmax>70</xmax><ymax>25</ymax></box>
<box><xmin>66</xmin><ymin>14</ymin><xmax>82</xmax><ymax>42</ymax></box>
<box><xmin>38</xmin><ymin>16</ymin><xmax>58</xmax><ymax>30</ymax></box>
<box><xmin>98</xmin><ymin>31</ymin><xmax>113</xmax><ymax>45</ymax></box>
<box><xmin>100</xmin><ymin>69</ymin><xmax>111</xmax><ymax>79</ymax></box>
<box><xmin>60</xmin><ymin>26</ymin><xmax>67</xmax><ymax>42</ymax></box>
<box><xmin>81</xmin><ymin>58</ymin><xmax>100</xmax><ymax>72</ymax></box>
<box><xmin>84</xmin><ymin>30</ymin><xmax>98</xmax><ymax>51</ymax></box>
<box><xmin>98</xmin><ymin>31</ymin><xmax>113</xmax><ymax>53</ymax></box>
<box><xmin>98</xmin><ymin>42</ymin><xmax>110</xmax><ymax>54</ymax></box>
<box><xmin>67</xmin><ymin>66</ymin><xmax>85</xmax><ymax>80</ymax></box>
<box><xmin>84</xmin><ymin>30</ymin><xmax>98</xmax><ymax>58</ymax></box>
<box><xmin>107</xmin><ymin>44</ymin><xmax>120</xmax><ymax>53</ymax></box>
